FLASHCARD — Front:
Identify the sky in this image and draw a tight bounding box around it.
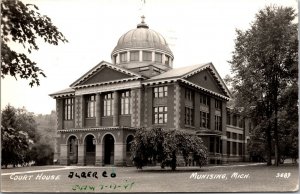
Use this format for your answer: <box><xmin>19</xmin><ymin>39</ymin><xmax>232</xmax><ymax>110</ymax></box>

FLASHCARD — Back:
<box><xmin>1</xmin><ymin>0</ymin><xmax>298</xmax><ymax>114</ymax></box>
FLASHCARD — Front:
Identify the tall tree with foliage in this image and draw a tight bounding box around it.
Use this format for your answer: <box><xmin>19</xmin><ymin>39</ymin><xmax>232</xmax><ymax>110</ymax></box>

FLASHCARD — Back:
<box><xmin>1</xmin><ymin>105</ymin><xmax>33</xmax><ymax>167</ymax></box>
<box><xmin>1</xmin><ymin>105</ymin><xmax>54</xmax><ymax>167</ymax></box>
<box><xmin>1</xmin><ymin>0</ymin><xmax>68</xmax><ymax>86</ymax></box>
<box><xmin>131</xmin><ymin>128</ymin><xmax>207</xmax><ymax>170</ymax></box>
<box><xmin>228</xmin><ymin>5</ymin><xmax>298</xmax><ymax>165</ymax></box>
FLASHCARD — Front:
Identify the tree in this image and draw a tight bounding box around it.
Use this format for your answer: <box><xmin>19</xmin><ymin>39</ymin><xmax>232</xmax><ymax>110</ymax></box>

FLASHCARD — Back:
<box><xmin>1</xmin><ymin>105</ymin><xmax>54</xmax><ymax>168</ymax></box>
<box><xmin>131</xmin><ymin>128</ymin><xmax>208</xmax><ymax>170</ymax></box>
<box><xmin>29</xmin><ymin>142</ymin><xmax>54</xmax><ymax>165</ymax></box>
<box><xmin>1</xmin><ymin>126</ymin><xmax>31</xmax><ymax>168</ymax></box>
<box><xmin>1</xmin><ymin>0</ymin><xmax>68</xmax><ymax>86</ymax></box>
<box><xmin>227</xmin><ymin>5</ymin><xmax>298</xmax><ymax>165</ymax></box>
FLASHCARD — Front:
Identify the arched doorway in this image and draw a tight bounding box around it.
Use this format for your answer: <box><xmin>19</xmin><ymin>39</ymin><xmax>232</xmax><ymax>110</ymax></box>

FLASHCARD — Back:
<box><xmin>103</xmin><ymin>134</ymin><xmax>115</xmax><ymax>165</ymax></box>
<box><xmin>126</xmin><ymin>135</ymin><xmax>134</xmax><ymax>165</ymax></box>
<box><xmin>85</xmin><ymin>134</ymin><xmax>96</xmax><ymax>165</ymax></box>
<box><xmin>68</xmin><ymin>136</ymin><xmax>78</xmax><ymax>165</ymax></box>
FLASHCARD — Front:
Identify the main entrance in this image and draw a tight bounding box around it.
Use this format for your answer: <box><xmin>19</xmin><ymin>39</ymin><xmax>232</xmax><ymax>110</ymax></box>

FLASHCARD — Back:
<box><xmin>85</xmin><ymin>134</ymin><xmax>95</xmax><ymax>165</ymax></box>
<box><xmin>103</xmin><ymin>134</ymin><xmax>114</xmax><ymax>165</ymax></box>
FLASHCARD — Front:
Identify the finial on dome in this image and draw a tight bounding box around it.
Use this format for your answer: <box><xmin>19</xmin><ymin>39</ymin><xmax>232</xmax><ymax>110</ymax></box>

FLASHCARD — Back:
<box><xmin>137</xmin><ymin>15</ymin><xmax>149</xmax><ymax>28</ymax></box>
<box><xmin>141</xmin><ymin>15</ymin><xmax>145</xmax><ymax>23</ymax></box>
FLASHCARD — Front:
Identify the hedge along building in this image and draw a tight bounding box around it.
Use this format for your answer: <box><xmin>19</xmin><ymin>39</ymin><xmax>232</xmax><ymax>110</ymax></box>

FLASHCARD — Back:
<box><xmin>50</xmin><ymin>16</ymin><xmax>251</xmax><ymax>166</ymax></box>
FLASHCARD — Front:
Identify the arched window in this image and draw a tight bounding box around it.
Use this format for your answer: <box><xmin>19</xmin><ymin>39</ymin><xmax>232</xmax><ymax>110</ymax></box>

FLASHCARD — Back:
<box><xmin>126</xmin><ymin>135</ymin><xmax>134</xmax><ymax>152</ymax></box>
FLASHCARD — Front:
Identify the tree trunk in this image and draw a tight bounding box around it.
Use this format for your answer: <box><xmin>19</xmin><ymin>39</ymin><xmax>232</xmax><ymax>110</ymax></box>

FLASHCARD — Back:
<box><xmin>274</xmin><ymin>97</ymin><xmax>280</xmax><ymax>166</ymax></box>
<box><xmin>266</xmin><ymin>125</ymin><xmax>272</xmax><ymax>166</ymax></box>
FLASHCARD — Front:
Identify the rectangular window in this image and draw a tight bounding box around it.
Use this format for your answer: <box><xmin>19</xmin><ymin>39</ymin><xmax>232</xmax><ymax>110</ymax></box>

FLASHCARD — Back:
<box><xmin>155</xmin><ymin>53</ymin><xmax>162</xmax><ymax>63</ymax></box>
<box><xmin>233</xmin><ymin>115</ymin><xmax>237</xmax><ymax>126</ymax></box>
<box><xmin>239</xmin><ymin>118</ymin><xmax>244</xmax><ymax>128</ymax></box>
<box><xmin>154</xmin><ymin>106</ymin><xmax>167</xmax><ymax>124</ymax></box>
<box><xmin>154</xmin><ymin>86</ymin><xmax>168</xmax><ymax>98</ymax></box>
<box><xmin>226</xmin><ymin>112</ymin><xmax>231</xmax><ymax>125</ymax></box>
<box><xmin>215</xmin><ymin>115</ymin><xmax>222</xmax><ymax>131</ymax></box>
<box><xmin>185</xmin><ymin>88</ymin><xmax>194</xmax><ymax>101</ymax></box>
<box><xmin>200</xmin><ymin>94</ymin><xmax>210</xmax><ymax>106</ymax></box>
<box><xmin>120</xmin><ymin>52</ymin><xmax>127</xmax><ymax>62</ymax></box>
<box><xmin>143</xmin><ymin>51</ymin><xmax>152</xmax><ymax>61</ymax></box>
<box><xmin>86</xmin><ymin>95</ymin><xmax>96</xmax><ymax>118</ymax></box>
<box><xmin>215</xmin><ymin>100</ymin><xmax>222</xmax><ymax>109</ymax></box>
<box><xmin>232</xmin><ymin>142</ymin><xmax>237</xmax><ymax>155</ymax></box>
<box><xmin>239</xmin><ymin>143</ymin><xmax>243</xmax><ymax>155</ymax></box>
<box><xmin>165</xmin><ymin>55</ymin><xmax>170</xmax><ymax>65</ymax></box>
<box><xmin>232</xmin><ymin>133</ymin><xmax>237</xmax><ymax>140</ymax></box>
<box><xmin>185</xmin><ymin>107</ymin><xmax>194</xmax><ymax>126</ymax></box>
<box><xmin>103</xmin><ymin>93</ymin><xmax>113</xmax><ymax>116</ymax></box>
<box><xmin>121</xmin><ymin>91</ymin><xmax>131</xmax><ymax>115</ymax></box>
<box><xmin>226</xmin><ymin>131</ymin><xmax>231</xmax><ymax>139</ymax></box>
<box><xmin>200</xmin><ymin>111</ymin><xmax>210</xmax><ymax>128</ymax></box>
<box><xmin>227</xmin><ymin>141</ymin><xmax>231</xmax><ymax>155</ymax></box>
<box><xmin>238</xmin><ymin>134</ymin><xmax>243</xmax><ymax>140</ymax></box>
<box><xmin>64</xmin><ymin>98</ymin><xmax>74</xmax><ymax>120</ymax></box>
<box><xmin>130</xmin><ymin>51</ymin><xmax>139</xmax><ymax>61</ymax></box>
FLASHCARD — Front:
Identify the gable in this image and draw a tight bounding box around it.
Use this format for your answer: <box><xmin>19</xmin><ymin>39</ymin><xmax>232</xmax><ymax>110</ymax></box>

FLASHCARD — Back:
<box><xmin>79</xmin><ymin>67</ymin><xmax>132</xmax><ymax>86</ymax></box>
<box><xmin>185</xmin><ymin>69</ymin><xmax>227</xmax><ymax>96</ymax></box>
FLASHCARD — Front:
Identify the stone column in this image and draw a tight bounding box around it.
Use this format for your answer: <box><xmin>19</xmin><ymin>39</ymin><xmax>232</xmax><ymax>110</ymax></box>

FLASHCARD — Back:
<box><xmin>221</xmin><ymin>136</ymin><xmax>227</xmax><ymax>156</ymax></box>
<box><xmin>127</xmin><ymin>51</ymin><xmax>130</xmax><ymax>62</ymax></box>
<box><xmin>139</xmin><ymin>50</ymin><xmax>142</xmax><ymax>62</ymax></box>
<box><xmin>95</xmin><ymin>93</ymin><xmax>102</xmax><ymax>126</ymax></box>
<box><xmin>95</xmin><ymin>143</ymin><xmax>103</xmax><ymax>166</ymax></box>
<box><xmin>162</xmin><ymin>54</ymin><xmax>166</xmax><ymax>64</ymax></box>
<box><xmin>60</xmin><ymin>144</ymin><xmax>68</xmax><ymax>165</ymax></box>
<box><xmin>77</xmin><ymin>143</ymin><xmax>85</xmax><ymax>165</ymax></box>
<box><xmin>116</xmin><ymin>53</ymin><xmax>120</xmax><ymax>64</ymax></box>
<box><xmin>113</xmin><ymin>91</ymin><xmax>119</xmax><ymax>126</ymax></box>
<box><xmin>209</xmin><ymin>98</ymin><xmax>215</xmax><ymax>130</ymax></box>
<box><xmin>114</xmin><ymin>143</ymin><xmax>126</xmax><ymax>166</ymax></box>
<box><xmin>152</xmin><ymin>51</ymin><xmax>155</xmax><ymax>62</ymax></box>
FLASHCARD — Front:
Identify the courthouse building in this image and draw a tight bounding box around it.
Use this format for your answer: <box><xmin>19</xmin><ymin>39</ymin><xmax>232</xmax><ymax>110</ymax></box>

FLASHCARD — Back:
<box><xmin>50</xmin><ymin>17</ymin><xmax>251</xmax><ymax>166</ymax></box>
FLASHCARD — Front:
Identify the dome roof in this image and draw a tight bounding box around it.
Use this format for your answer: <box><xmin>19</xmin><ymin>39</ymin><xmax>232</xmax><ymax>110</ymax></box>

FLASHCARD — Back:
<box><xmin>111</xmin><ymin>16</ymin><xmax>173</xmax><ymax>57</ymax></box>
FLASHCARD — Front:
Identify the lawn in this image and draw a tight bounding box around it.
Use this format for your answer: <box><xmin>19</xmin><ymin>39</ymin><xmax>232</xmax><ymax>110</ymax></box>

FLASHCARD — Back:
<box><xmin>1</xmin><ymin>163</ymin><xmax>298</xmax><ymax>192</ymax></box>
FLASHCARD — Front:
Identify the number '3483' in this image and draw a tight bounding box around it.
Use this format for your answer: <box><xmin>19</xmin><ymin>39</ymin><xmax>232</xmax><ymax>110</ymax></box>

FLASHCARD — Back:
<box><xmin>276</xmin><ymin>172</ymin><xmax>291</xmax><ymax>179</ymax></box>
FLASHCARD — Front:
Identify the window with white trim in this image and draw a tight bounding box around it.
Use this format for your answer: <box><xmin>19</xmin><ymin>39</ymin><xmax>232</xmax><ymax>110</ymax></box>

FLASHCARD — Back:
<box><xmin>155</xmin><ymin>53</ymin><xmax>162</xmax><ymax>63</ymax></box>
<box><xmin>200</xmin><ymin>94</ymin><xmax>210</xmax><ymax>106</ymax></box>
<box><xmin>185</xmin><ymin>107</ymin><xmax>194</xmax><ymax>126</ymax></box>
<box><xmin>143</xmin><ymin>51</ymin><xmax>152</xmax><ymax>61</ymax></box>
<box><xmin>215</xmin><ymin>115</ymin><xmax>222</xmax><ymax>131</ymax></box>
<box><xmin>154</xmin><ymin>86</ymin><xmax>168</xmax><ymax>98</ymax></box>
<box><xmin>121</xmin><ymin>91</ymin><xmax>131</xmax><ymax>115</ymax></box>
<box><xmin>200</xmin><ymin>111</ymin><xmax>209</xmax><ymax>128</ymax></box>
<box><xmin>130</xmin><ymin>51</ymin><xmax>139</xmax><ymax>61</ymax></box>
<box><xmin>64</xmin><ymin>98</ymin><xmax>74</xmax><ymax>120</ymax></box>
<box><xmin>120</xmin><ymin>52</ymin><xmax>127</xmax><ymax>62</ymax></box>
<box><xmin>154</xmin><ymin>106</ymin><xmax>167</xmax><ymax>124</ymax></box>
<box><xmin>103</xmin><ymin>93</ymin><xmax>113</xmax><ymax>116</ymax></box>
<box><xmin>86</xmin><ymin>95</ymin><xmax>96</xmax><ymax>118</ymax></box>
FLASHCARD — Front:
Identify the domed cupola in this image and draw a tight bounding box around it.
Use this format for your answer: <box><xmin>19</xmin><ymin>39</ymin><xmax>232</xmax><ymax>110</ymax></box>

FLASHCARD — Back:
<box><xmin>111</xmin><ymin>16</ymin><xmax>174</xmax><ymax>77</ymax></box>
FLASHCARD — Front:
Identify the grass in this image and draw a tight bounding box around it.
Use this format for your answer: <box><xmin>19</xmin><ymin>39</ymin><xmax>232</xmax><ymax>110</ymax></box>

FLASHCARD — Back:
<box><xmin>1</xmin><ymin>163</ymin><xmax>299</xmax><ymax>192</ymax></box>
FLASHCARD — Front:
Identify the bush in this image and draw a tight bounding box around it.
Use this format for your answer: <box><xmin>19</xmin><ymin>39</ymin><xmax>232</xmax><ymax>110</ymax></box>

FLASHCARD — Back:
<box><xmin>131</xmin><ymin>128</ymin><xmax>208</xmax><ymax>170</ymax></box>
<box><xmin>29</xmin><ymin>143</ymin><xmax>54</xmax><ymax>165</ymax></box>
